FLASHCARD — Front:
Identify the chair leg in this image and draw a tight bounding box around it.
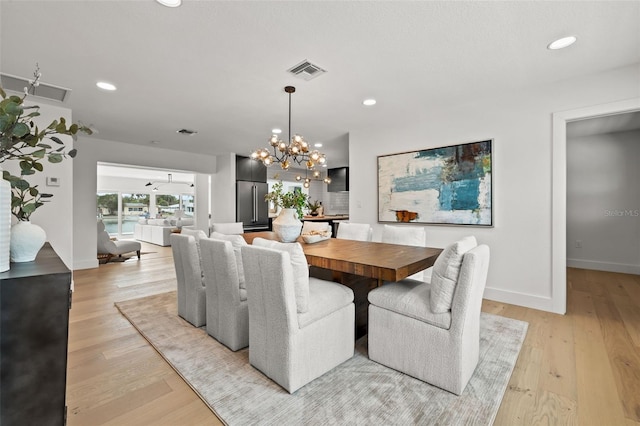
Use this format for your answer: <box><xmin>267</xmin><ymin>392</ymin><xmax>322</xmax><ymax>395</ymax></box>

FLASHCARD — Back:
<box><xmin>137</xmin><ymin>250</ymin><xmax>141</xmax><ymax>259</ymax></box>
<box><xmin>106</xmin><ymin>254</ymin><xmax>113</xmax><ymax>263</ymax></box>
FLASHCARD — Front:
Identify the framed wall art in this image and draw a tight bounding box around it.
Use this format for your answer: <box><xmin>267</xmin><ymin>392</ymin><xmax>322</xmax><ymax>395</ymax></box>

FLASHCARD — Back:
<box><xmin>378</xmin><ymin>139</ymin><xmax>492</xmax><ymax>226</ymax></box>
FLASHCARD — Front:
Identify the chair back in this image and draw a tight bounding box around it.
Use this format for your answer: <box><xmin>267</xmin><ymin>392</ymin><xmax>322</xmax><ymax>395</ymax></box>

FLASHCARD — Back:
<box><xmin>97</xmin><ymin>220</ymin><xmax>117</xmax><ymax>254</ymax></box>
<box><xmin>170</xmin><ymin>233</ymin><xmax>187</xmax><ymax>318</ymax></box>
<box><xmin>200</xmin><ymin>238</ymin><xmax>241</xmax><ymax>335</ymax></box>
<box><xmin>241</xmin><ymin>246</ymin><xmax>299</xmax><ymax>364</ymax></box>
<box><xmin>171</xmin><ymin>234</ymin><xmax>204</xmax><ymax>324</ymax></box>
<box><xmin>450</xmin><ymin>244</ymin><xmax>490</xmax><ymax>334</ymax></box>
<box><xmin>381</xmin><ymin>224</ymin><xmax>426</xmax><ymax>246</ymax></box>
<box><xmin>382</xmin><ymin>225</ymin><xmax>427</xmax><ymax>281</ymax></box>
<box><xmin>211</xmin><ymin>222</ymin><xmax>244</xmax><ymax>235</ymax></box>
<box><xmin>336</xmin><ymin>222</ymin><xmax>373</xmax><ymax>241</ymax></box>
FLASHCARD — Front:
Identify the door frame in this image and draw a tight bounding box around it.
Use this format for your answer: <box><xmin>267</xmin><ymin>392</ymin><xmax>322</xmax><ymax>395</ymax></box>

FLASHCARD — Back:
<box><xmin>551</xmin><ymin>97</ymin><xmax>640</xmax><ymax>314</ymax></box>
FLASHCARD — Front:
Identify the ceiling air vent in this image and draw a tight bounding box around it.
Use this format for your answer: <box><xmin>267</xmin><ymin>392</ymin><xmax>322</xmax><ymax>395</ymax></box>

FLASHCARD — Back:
<box><xmin>0</xmin><ymin>72</ymin><xmax>71</xmax><ymax>102</ymax></box>
<box><xmin>287</xmin><ymin>60</ymin><xmax>327</xmax><ymax>81</ymax></box>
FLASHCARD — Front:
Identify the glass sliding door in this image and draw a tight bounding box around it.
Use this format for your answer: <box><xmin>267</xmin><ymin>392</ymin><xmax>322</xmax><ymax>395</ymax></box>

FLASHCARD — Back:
<box><xmin>121</xmin><ymin>193</ymin><xmax>150</xmax><ymax>235</ymax></box>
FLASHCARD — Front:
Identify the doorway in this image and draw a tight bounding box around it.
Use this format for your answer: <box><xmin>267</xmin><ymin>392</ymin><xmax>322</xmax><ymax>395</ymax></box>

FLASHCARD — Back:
<box><xmin>551</xmin><ymin>98</ymin><xmax>640</xmax><ymax>314</ymax></box>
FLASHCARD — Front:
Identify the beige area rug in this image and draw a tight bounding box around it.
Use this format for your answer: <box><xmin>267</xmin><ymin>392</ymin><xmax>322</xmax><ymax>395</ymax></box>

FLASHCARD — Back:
<box><xmin>115</xmin><ymin>291</ymin><xmax>527</xmax><ymax>425</ymax></box>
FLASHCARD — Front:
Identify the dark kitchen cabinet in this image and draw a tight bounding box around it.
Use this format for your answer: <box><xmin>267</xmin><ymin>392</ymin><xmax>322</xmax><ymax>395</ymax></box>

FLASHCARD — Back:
<box><xmin>236</xmin><ymin>155</ymin><xmax>269</xmax><ymax>232</ymax></box>
<box><xmin>236</xmin><ymin>155</ymin><xmax>267</xmax><ymax>183</ymax></box>
<box><xmin>328</xmin><ymin>167</ymin><xmax>349</xmax><ymax>192</ymax></box>
<box><xmin>0</xmin><ymin>244</ymin><xmax>71</xmax><ymax>426</ymax></box>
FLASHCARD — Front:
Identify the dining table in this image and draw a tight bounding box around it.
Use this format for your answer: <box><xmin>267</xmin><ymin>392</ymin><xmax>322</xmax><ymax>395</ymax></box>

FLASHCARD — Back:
<box><xmin>243</xmin><ymin>231</ymin><xmax>443</xmax><ymax>337</ymax></box>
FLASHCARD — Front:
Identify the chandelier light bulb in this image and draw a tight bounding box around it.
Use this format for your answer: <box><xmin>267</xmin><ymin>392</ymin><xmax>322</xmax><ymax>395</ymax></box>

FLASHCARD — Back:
<box><xmin>303</xmin><ymin>182</ymin><xmax>310</xmax><ymax>188</ymax></box>
<box><xmin>281</xmin><ymin>160</ymin><xmax>290</xmax><ymax>170</ymax></box>
<box><xmin>313</xmin><ymin>170</ymin><xmax>320</xmax><ymax>178</ymax></box>
<box><xmin>296</xmin><ymin>175</ymin><xmax>302</xmax><ymax>181</ymax></box>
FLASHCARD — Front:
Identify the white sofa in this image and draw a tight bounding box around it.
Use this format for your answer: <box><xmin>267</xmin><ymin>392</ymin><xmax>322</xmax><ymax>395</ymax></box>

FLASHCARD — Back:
<box><xmin>134</xmin><ymin>218</ymin><xmax>195</xmax><ymax>246</ymax></box>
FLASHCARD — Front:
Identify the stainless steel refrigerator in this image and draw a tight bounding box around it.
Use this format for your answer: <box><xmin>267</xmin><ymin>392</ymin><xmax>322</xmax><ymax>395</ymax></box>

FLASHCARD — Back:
<box><xmin>236</xmin><ymin>181</ymin><xmax>269</xmax><ymax>232</ymax></box>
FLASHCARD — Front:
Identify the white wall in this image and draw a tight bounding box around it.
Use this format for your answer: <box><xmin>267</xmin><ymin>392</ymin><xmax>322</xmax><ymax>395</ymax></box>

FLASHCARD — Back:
<box><xmin>73</xmin><ymin>137</ymin><xmax>218</xmax><ymax>269</ymax></box>
<box><xmin>210</xmin><ymin>153</ymin><xmax>236</xmax><ymax>224</ymax></box>
<box><xmin>348</xmin><ymin>64</ymin><xmax>640</xmax><ymax>313</ymax></box>
<box><xmin>567</xmin><ymin>129</ymin><xmax>640</xmax><ymax>274</ymax></box>
<box><xmin>2</xmin><ymin>101</ymin><xmax>75</xmax><ymax>268</ymax></box>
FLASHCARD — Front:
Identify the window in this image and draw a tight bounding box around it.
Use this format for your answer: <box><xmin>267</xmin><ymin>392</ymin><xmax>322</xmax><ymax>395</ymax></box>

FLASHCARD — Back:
<box><xmin>121</xmin><ymin>193</ymin><xmax>150</xmax><ymax>235</ymax></box>
<box><xmin>97</xmin><ymin>192</ymin><xmax>118</xmax><ymax>235</ymax></box>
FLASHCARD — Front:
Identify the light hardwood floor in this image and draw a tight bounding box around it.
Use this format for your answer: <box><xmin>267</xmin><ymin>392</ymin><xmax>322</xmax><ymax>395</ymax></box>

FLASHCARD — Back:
<box><xmin>67</xmin><ymin>244</ymin><xmax>640</xmax><ymax>425</ymax></box>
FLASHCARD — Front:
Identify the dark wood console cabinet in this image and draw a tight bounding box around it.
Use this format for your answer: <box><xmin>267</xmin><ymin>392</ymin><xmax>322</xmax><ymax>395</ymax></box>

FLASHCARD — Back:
<box><xmin>0</xmin><ymin>243</ymin><xmax>71</xmax><ymax>426</ymax></box>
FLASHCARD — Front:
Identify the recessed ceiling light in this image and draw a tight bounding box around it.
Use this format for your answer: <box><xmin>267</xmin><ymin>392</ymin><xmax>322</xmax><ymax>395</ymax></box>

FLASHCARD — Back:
<box><xmin>156</xmin><ymin>0</ymin><xmax>182</xmax><ymax>7</ymax></box>
<box><xmin>272</xmin><ymin>128</ymin><xmax>282</xmax><ymax>134</ymax></box>
<box><xmin>314</xmin><ymin>143</ymin><xmax>323</xmax><ymax>148</ymax></box>
<box><xmin>547</xmin><ymin>36</ymin><xmax>577</xmax><ymax>50</ymax></box>
<box><xmin>96</xmin><ymin>81</ymin><xmax>116</xmax><ymax>91</ymax></box>
<box><xmin>363</xmin><ymin>99</ymin><xmax>377</xmax><ymax>106</ymax></box>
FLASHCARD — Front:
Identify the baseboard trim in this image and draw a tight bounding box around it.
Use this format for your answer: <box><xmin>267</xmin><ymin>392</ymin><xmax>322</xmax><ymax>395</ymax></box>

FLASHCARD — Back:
<box><xmin>567</xmin><ymin>258</ymin><xmax>640</xmax><ymax>275</ymax></box>
<box><xmin>74</xmin><ymin>258</ymin><xmax>99</xmax><ymax>270</ymax></box>
<box><xmin>483</xmin><ymin>286</ymin><xmax>556</xmax><ymax>313</ymax></box>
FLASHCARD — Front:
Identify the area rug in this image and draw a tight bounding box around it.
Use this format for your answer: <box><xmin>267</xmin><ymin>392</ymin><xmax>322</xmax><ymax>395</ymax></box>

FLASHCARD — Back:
<box><xmin>115</xmin><ymin>291</ymin><xmax>528</xmax><ymax>425</ymax></box>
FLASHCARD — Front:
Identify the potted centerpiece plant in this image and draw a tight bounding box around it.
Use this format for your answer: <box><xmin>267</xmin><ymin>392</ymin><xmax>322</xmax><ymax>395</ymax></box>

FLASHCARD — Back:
<box><xmin>265</xmin><ymin>180</ymin><xmax>309</xmax><ymax>242</ymax></box>
<box><xmin>307</xmin><ymin>199</ymin><xmax>321</xmax><ymax>216</ymax></box>
<box><xmin>0</xmin><ymin>65</ymin><xmax>91</xmax><ymax>267</ymax></box>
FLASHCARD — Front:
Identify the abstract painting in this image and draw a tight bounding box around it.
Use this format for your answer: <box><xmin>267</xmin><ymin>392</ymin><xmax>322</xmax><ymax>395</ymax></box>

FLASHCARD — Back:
<box><xmin>378</xmin><ymin>140</ymin><xmax>492</xmax><ymax>226</ymax></box>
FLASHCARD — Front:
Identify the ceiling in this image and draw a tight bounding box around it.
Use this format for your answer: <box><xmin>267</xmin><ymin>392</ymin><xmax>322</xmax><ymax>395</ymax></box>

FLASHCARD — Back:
<box><xmin>567</xmin><ymin>111</ymin><xmax>640</xmax><ymax>139</ymax></box>
<box><xmin>1</xmin><ymin>1</ymin><xmax>639</xmax><ymax>169</ymax></box>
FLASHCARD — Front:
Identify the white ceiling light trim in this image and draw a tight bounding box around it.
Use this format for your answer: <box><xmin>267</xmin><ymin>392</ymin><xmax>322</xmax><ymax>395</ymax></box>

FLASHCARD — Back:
<box><xmin>96</xmin><ymin>81</ymin><xmax>117</xmax><ymax>91</ymax></box>
<box><xmin>363</xmin><ymin>98</ymin><xmax>377</xmax><ymax>106</ymax></box>
<box><xmin>272</xmin><ymin>128</ymin><xmax>282</xmax><ymax>134</ymax></box>
<box><xmin>156</xmin><ymin>0</ymin><xmax>182</xmax><ymax>7</ymax></box>
<box><xmin>547</xmin><ymin>36</ymin><xmax>577</xmax><ymax>50</ymax></box>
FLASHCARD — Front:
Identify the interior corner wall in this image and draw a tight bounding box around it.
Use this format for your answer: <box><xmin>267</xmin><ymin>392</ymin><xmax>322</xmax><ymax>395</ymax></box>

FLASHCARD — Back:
<box><xmin>347</xmin><ymin>63</ymin><xmax>640</xmax><ymax>313</ymax></box>
<box><xmin>567</xmin><ymin>129</ymin><xmax>640</xmax><ymax>274</ymax></box>
<box><xmin>2</xmin><ymin>101</ymin><xmax>74</xmax><ymax>269</ymax></box>
<box><xmin>73</xmin><ymin>137</ymin><xmax>218</xmax><ymax>270</ymax></box>
<box><xmin>210</xmin><ymin>153</ymin><xmax>236</xmax><ymax>224</ymax></box>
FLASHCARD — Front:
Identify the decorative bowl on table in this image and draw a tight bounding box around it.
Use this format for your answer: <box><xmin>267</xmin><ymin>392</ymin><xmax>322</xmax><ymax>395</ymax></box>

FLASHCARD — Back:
<box><xmin>301</xmin><ymin>230</ymin><xmax>331</xmax><ymax>244</ymax></box>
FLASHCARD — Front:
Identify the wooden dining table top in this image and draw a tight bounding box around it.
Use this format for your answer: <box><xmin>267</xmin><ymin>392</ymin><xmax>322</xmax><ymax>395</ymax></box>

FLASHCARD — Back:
<box><xmin>242</xmin><ymin>231</ymin><xmax>442</xmax><ymax>282</ymax></box>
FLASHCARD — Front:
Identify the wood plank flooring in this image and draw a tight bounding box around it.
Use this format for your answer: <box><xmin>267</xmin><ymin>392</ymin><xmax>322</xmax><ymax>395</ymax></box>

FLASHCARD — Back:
<box><xmin>67</xmin><ymin>247</ymin><xmax>640</xmax><ymax>425</ymax></box>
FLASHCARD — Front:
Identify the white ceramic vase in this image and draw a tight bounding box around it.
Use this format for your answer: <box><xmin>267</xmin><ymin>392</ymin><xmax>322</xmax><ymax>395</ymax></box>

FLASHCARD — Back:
<box><xmin>272</xmin><ymin>208</ymin><xmax>302</xmax><ymax>243</ymax></box>
<box><xmin>0</xmin><ymin>166</ymin><xmax>10</xmax><ymax>272</ymax></box>
<box><xmin>10</xmin><ymin>220</ymin><xmax>46</xmax><ymax>262</ymax></box>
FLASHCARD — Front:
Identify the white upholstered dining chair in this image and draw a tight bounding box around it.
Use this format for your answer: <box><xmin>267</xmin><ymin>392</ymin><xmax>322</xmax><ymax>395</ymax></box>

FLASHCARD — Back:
<box><xmin>200</xmin><ymin>237</ymin><xmax>249</xmax><ymax>351</ymax></box>
<box><xmin>210</xmin><ymin>222</ymin><xmax>244</xmax><ymax>235</ymax></box>
<box><xmin>241</xmin><ymin>241</ymin><xmax>355</xmax><ymax>393</ymax></box>
<box><xmin>336</xmin><ymin>222</ymin><xmax>373</xmax><ymax>242</ymax></box>
<box><xmin>381</xmin><ymin>224</ymin><xmax>428</xmax><ymax>281</ymax></box>
<box><xmin>368</xmin><ymin>237</ymin><xmax>489</xmax><ymax>395</ymax></box>
<box><xmin>170</xmin><ymin>234</ymin><xmax>206</xmax><ymax>327</ymax></box>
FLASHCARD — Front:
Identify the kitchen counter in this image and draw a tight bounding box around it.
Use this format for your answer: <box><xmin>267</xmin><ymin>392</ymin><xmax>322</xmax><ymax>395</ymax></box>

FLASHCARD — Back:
<box><xmin>302</xmin><ymin>215</ymin><xmax>349</xmax><ymax>221</ymax></box>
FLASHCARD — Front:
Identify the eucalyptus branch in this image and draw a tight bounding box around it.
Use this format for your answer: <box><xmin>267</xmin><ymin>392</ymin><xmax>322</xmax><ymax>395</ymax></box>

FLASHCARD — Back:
<box><xmin>0</xmin><ymin>65</ymin><xmax>93</xmax><ymax>220</ymax></box>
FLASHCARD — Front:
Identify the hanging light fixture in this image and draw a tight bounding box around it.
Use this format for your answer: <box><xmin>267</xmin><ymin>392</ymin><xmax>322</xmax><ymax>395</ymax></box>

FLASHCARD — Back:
<box><xmin>251</xmin><ymin>86</ymin><xmax>327</xmax><ymax>171</ymax></box>
<box><xmin>144</xmin><ymin>173</ymin><xmax>194</xmax><ymax>190</ymax></box>
<box><xmin>295</xmin><ymin>169</ymin><xmax>331</xmax><ymax>188</ymax></box>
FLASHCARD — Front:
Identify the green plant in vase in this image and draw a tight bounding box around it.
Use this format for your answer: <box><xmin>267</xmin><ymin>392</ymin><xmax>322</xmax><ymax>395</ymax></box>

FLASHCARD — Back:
<box><xmin>307</xmin><ymin>199</ymin><xmax>321</xmax><ymax>216</ymax></box>
<box><xmin>1</xmin><ymin>65</ymin><xmax>91</xmax><ymax>217</ymax></box>
<box><xmin>265</xmin><ymin>180</ymin><xmax>309</xmax><ymax>219</ymax></box>
<box><xmin>0</xmin><ymin>65</ymin><xmax>92</xmax><ymax>263</ymax></box>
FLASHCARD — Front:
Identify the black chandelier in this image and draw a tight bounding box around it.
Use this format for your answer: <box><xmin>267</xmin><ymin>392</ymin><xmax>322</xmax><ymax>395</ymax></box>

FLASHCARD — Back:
<box><xmin>144</xmin><ymin>173</ymin><xmax>194</xmax><ymax>192</ymax></box>
<box><xmin>251</xmin><ymin>86</ymin><xmax>326</xmax><ymax>170</ymax></box>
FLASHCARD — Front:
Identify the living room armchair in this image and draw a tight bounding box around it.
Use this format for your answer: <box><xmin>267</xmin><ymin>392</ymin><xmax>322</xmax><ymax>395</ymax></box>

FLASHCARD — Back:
<box><xmin>97</xmin><ymin>221</ymin><xmax>141</xmax><ymax>263</ymax></box>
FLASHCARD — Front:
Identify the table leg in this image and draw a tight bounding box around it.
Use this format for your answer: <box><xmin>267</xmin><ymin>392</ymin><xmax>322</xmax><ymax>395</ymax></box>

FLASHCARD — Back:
<box><xmin>310</xmin><ymin>267</ymin><xmax>377</xmax><ymax>339</ymax></box>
